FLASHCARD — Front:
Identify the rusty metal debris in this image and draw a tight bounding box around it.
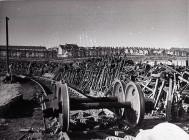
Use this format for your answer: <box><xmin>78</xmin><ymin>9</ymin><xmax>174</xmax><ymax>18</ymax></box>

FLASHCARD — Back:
<box><xmin>1</xmin><ymin>56</ymin><xmax>189</xmax><ymax>139</ymax></box>
<box><xmin>136</xmin><ymin>63</ymin><xmax>189</xmax><ymax>121</ymax></box>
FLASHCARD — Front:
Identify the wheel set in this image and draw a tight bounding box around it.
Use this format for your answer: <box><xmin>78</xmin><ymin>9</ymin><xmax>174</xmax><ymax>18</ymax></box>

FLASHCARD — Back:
<box><xmin>38</xmin><ymin>78</ymin><xmax>145</xmax><ymax>132</ymax></box>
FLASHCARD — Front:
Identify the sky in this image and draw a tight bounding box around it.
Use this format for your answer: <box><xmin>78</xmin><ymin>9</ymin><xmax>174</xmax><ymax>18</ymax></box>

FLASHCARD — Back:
<box><xmin>0</xmin><ymin>0</ymin><xmax>188</xmax><ymax>48</ymax></box>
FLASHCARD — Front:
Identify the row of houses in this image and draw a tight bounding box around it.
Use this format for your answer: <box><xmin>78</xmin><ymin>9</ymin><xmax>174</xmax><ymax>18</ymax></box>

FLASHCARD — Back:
<box><xmin>58</xmin><ymin>44</ymin><xmax>189</xmax><ymax>58</ymax></box>
<box><xmin>58</xmin><ymin>44</ymin><xmax>125</xmax><ymax>58</ymax></box>
<box><xmin>0</xmin><ymin>44</ymin><xmax>188</xmax><ymax>60</ymax></box>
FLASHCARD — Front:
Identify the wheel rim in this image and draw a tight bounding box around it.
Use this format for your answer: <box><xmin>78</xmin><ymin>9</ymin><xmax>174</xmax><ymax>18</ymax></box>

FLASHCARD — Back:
<box><xmin>112</xmin><ymin>79</ymin><xmax>126</xmax><ymax>116</ymax></box>
<box><xmin>58</xmin><ymin>83</ymin><xmax>70</xmax><ymax>131</ymax></box>
<box><xmin>124</xmin><ymin>81</ymin><xmax>145</xmax><ymax>127</ymax></box>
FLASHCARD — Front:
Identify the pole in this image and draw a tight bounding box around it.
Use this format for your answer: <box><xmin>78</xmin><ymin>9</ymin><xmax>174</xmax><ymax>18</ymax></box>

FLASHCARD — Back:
<box><xmin>6</xmin><ymin>17</ymin><xmax>9</xmax><ymax>74</ymax></box>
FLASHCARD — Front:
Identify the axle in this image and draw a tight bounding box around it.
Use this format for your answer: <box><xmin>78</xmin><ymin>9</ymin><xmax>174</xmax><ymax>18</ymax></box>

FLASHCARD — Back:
<box><xmin>70</xmin><ymin>97</ymin><xmax>118</xmax><ymax>103</ymax></box>
<box><xmin>70</xmin><ymin>102</ymin><xmax>131</xmax><ymax>110</ymax></box>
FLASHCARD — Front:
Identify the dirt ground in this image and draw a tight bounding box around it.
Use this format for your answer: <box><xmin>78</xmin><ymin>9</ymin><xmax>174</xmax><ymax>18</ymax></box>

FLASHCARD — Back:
<box><xmin>0</xmin><ymin>80</ymin><xmax>44</xmax><ymax>140</ymax></box>
<box><xmin>0</xmin><ymin>78</ymin><xmax>189</xmax><ymax>140</ymax></box>
<box><xmin>0</xmin><ymin>79</ymin><xmax>21</xmax><ymax>107</ymax></box>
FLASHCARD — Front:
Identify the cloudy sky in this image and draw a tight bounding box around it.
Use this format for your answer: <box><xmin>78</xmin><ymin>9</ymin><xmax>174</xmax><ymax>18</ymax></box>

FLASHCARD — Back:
<box><xmin>0</xmin><ymin>0</ymin><xmax>188</xmax><ymax>48</ymax></box>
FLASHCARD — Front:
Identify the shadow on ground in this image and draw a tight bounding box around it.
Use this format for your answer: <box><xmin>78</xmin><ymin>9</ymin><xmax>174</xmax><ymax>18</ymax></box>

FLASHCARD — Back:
<box><xmin>0</xmin><ymin>99</ymin><xmax>39</xmax><ymax>118</ymax></box>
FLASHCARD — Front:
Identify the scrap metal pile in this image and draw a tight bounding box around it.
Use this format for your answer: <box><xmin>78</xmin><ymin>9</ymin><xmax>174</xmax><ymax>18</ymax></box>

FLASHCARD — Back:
<box><xmin>34</xmin><ymin>55</ymin><xmax>144</xmax><ymax>134</ymax></box>
<box><xmin>52</xmin><ymin>55</ymin><xmax>135</xmax><ymax>95</ymax></box>
<box><xmin>137</xmin><ymin>63</ymin><xmax>189</xmax><ymax>120</ymax></box>
<box><xmin>1</xmin><ymin>56</ymin><xmax>189</xmax><ymax>138</ymax></box>
<box><xmin>43</xmin><ymin>56</ymin><xmax>189</xmax><ymax>130</ymax></box>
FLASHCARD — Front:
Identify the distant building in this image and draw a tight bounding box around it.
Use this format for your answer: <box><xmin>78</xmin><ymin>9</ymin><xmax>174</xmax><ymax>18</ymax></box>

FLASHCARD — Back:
<box><xmin>47</xmin><ymin>47</ymin><xmax>58</xmax><ymax>58</ymax></box>
<box><xmin>0</xmin><ymin>45</ymin><xmax>57</xmax><ymax>59</ymax></box>
<box><xmin>59</xmin><ymin>44</ymin><xmax>79</xmax><ymax>58</ymax></box>
<box><xmin>59</xmin><ymin>44</ymin><xmax>126</xmax><ymax>58</ymax></box>
<box><xmin>58</xmin><ymin>44</ymin><xmax>189</xmax><ymax>58</ymax></box>
<box><xmin>171</xmin><ymin>48</ymin><xmax>189</xmax><ymax>57</ymax></box>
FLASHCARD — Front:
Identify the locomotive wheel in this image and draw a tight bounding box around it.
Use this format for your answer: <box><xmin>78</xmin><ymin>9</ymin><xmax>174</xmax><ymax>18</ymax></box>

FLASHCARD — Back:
<box><xmin>123</xmin><ymin>81</ymin><xmax>145</xmax><ymax>127</ymax></box>
<box><xmin>58</xmin><ymin>83</ymin><xmax>70</xmax><ymax>131</ymax></box>
<box><xmin>111</xmin><ymin>79</ymin><xmax>127</xmax><ymax>116</ymax></box>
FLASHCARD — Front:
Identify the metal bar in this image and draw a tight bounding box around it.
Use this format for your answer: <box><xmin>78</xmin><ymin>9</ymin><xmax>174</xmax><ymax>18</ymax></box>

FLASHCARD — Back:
<box><xmin>166</xmin><ymin>78</ymin><xmax>173</xmax><ymax>121</ymax></box>
<box><xmin>161</xmin><ymin>64</ymin><xmax>181</xmax><ymax>75</ymax></box>
<box><xmin>141</xmin><ymin>83</ymin><xmax>154</xmax><ymax>92</ymax></box>
<box><xmin>70</xmin><ymin>102</ymin><xmax>131</xmax><ymax>110</ymax></box>
<box><xmin>70</xmin><ymin>97</ymin><xmax>118</xmax><ymax>103</ymax></box>
<box><xmin>178</xmin><ymin>76</ymin><xmax>189</xmax><ymax>84</ymax></box>
<box><xmin>61</xmin><ymin>132</ymin><xmax>70</xmax><ymax>140</ymax></box>
<box><xmin>43</xmin><ymin>117</ymin><xmax>47</xmax><ymax>130</ymax></box>
<box><xmin>152</xmin><ymin>78</ymin><xmax>159</xmax><ymax>99</ymax></box>
<box><xmin>142</xmin><ymin>79</ymin><xmax>152</xmax><ymax>90</ymax></box>
<box><xmin>154</xmin><ymin>80</ymin><xmax>165</xmax><ymax>108</ymax></box>
<box><xmin>178</xmin><ymin>82</ymin><xmax>189</xmax><ymax>95</ymax></box>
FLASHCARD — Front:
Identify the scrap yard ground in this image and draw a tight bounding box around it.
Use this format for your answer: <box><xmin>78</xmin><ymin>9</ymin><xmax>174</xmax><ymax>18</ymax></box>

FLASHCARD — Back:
<box><xmin>0</xmin><ymin>76</ymin><xmax>189</xmax><ymax>140</ymax></box>
<box><xmin>0</xmin><ymin>79</ymin><xmax>45</xmax><ymax>140</ymax></box>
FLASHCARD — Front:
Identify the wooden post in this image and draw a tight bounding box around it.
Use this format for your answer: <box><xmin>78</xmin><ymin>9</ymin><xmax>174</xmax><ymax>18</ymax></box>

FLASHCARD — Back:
<box><xmin>6</xmin><ymin>17</ymin><xmax>9</xmax><ymax>74</ymax></box>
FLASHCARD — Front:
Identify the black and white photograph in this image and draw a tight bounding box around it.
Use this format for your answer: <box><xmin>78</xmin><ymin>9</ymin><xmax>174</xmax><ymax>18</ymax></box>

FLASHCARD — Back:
<box><xmin>0</xmin><ymin>0</ymin><xmax>189</xmax><ymax>139</ymax></box>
